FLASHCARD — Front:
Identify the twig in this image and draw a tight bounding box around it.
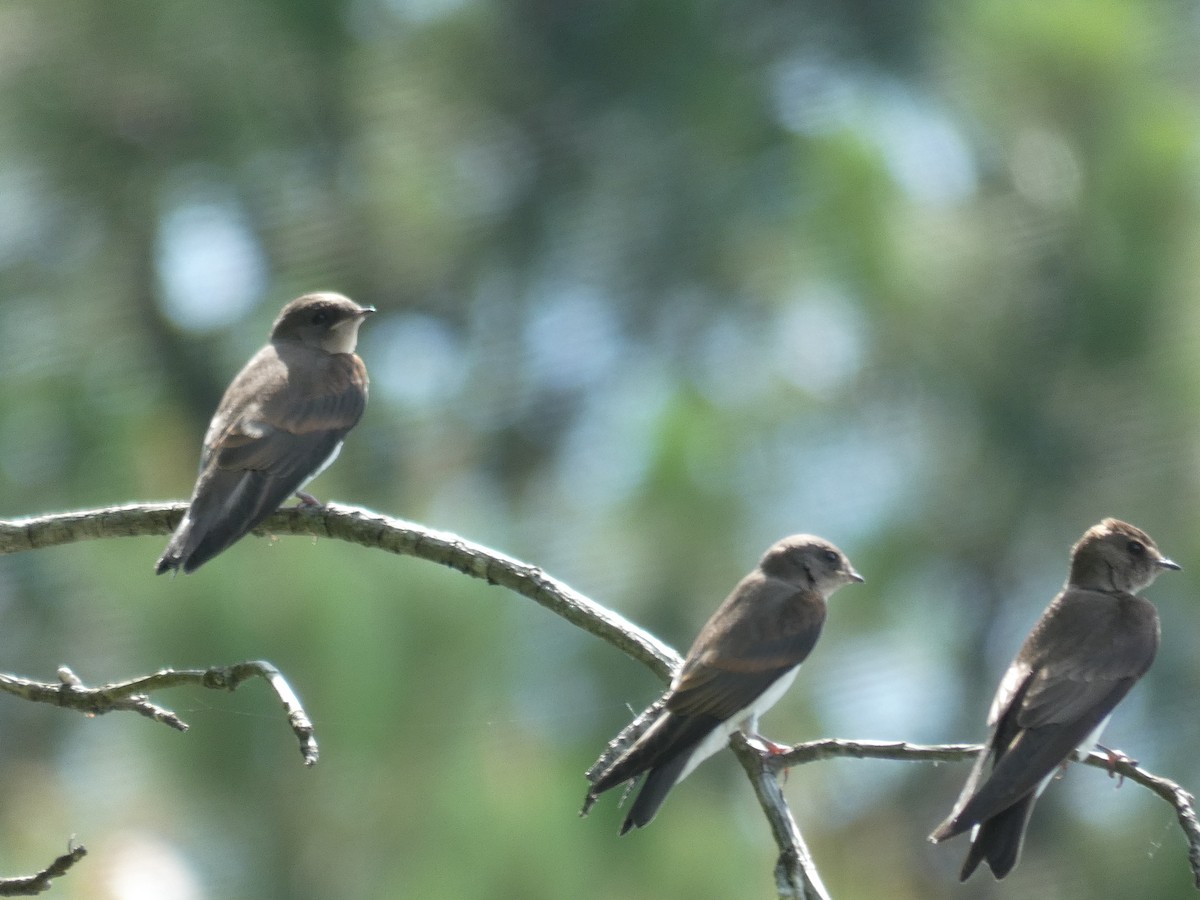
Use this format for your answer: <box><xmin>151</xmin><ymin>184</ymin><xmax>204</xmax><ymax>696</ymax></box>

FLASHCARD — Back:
<box><xmin>730</xmin><ymin>735</ymin><xmax>831</xmax><ymax>900</ymax></box>
<box><xmin>0</xmin><ymin>503</ymin><xmax>831</xmax><ymax>896</ymax></box>
<box><xmin>1080</xmin><ymin>749</ymin><xmax>1200</xmax><ymax>889</ymax></box>
<box><xmin>0</xmin><ymin>661</ymin><xmax>318</xmax><ymax>766</ymax></box>
<box><xmin>0</xmin><ymin>844</ymin><xmax>86</xmax><ymax>896</ymax></box>
<box><xmin>766</xmin><ymin>738</ymin><xmax>1200</xmax><ymax>888</ymax></box>
<box><xmin>769</xmin><ymin>738</ymin><xmax>982</xmax><ymax>770</ymax></box>
<box><xmin>3</xmin><ymin>505</ymin><xmax>1199</xmax><ymax>894</ymax></box>
<box><xmin>0</xmin><ymin>502</ymin><xmax>679</xmax><ymax>681</ymax></box>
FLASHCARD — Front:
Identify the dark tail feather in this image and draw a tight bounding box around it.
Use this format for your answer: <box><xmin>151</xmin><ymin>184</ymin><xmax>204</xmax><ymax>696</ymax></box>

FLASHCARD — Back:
<box><xmin>155</xmin><ymin>506</ymin><xmax>239</xmax><ymax>576</ymax></box>
<box><xmin>175</xmin><ymin>515</ymin><xmax>251</xmax><ymax>574</ymax></box>
<box><xmin>155</xmin><ymin>517</ymin><xmax>194</xmax><ymax>575</ymax></box>
<box><xmin>960</xmin><ymin>794</ymin><xmax>1036</xmax><ymax>881</ymax></box>
<box><xmin>584</xmin><ymin>699</ymin><xmax>668</xmax><ymax>786</ymax></box>
<box><xmin>590</xmin><ymin>711</ymin><xmax>716</xmax><ymax>797</ymax></box>
<box><xmin>929</xmin><ymin>746</ymin><xmax>993</xmax><ymax>844</ymax></box>
<box><xmin>620</xmin><ymin>751</ymin><xmax>692</xmax><ymax>835</ymax></box>
<box><xmin>583</xmin><ymin>710</ymin><xmax>720</xmax><ymax>832</ymax></box>
<box><xmin>156</xmin><ymin>470</ymin><xmax>293</xmax><ymax>574</ymax></box>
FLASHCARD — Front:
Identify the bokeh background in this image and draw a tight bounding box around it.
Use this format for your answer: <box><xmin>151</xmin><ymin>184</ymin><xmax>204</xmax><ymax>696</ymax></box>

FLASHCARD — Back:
<box><xmin>1</xmin><ymin>0</ymin><xmax>1199</xmax><ymax>897</ymax></box>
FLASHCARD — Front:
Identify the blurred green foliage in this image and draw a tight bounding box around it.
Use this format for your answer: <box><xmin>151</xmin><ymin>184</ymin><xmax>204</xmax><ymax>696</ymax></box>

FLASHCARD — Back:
<box><xmin>1</xmin><ymin>0</ymin><xmax>1200</xmax><ymax>897</ymax></box>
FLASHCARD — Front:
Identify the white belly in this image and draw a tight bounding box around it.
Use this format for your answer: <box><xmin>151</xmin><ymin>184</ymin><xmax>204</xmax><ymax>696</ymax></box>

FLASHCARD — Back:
<box><xmin>675</xmin><ymin>666</ymin><xmax>801</xmax><ymax>784</ymax></box>
<box><xmin>302</xmin><ymin>440</ymin><xmax>344</xmax><ymax>488</ymax></box>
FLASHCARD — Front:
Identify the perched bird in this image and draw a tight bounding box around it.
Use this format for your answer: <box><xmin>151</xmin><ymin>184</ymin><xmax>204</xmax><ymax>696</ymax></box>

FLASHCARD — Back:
<box><xmin>929</xmin><ymin>518</ymin><xmax>1179</xmax><ymax>880</ymax></box>
<box><xmin>582</xmin><ymin>534</ymin><xmax>863</xmax><ymax>834</ymax></box>
<box><xmin>155</xmin><ymin>292</ymin><xmax>374</xmax><ymax>575</ymax></box>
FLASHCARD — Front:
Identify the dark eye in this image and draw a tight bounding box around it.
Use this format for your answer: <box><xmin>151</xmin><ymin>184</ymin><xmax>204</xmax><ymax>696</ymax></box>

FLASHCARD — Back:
<box><xmin>823</xmin><ymin>549</ymin><xmax>839</xmax><ymax>565</ymax></box>
<box><xmin>311</xmin><ymin>309</ymin><xmax>332</xmax><ymax>326</ymax></box>
<box><xmin>1127</xmin><ymin>540</ymin><xmax>1146</xmax><ymax>556</ymax></box>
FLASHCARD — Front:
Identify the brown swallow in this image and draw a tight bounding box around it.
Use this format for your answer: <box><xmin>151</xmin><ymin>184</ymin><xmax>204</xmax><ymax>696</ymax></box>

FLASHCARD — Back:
<box><xmin>156</xmin><ymin>292</ymin><xmax>373</xmax><ymax>574</ymax></box>
<box><xmin>930</xmin><ymin>518</ymin><xmax>1179</xmax><ymax>880</ymax></box>
<box><xmin>582</xmin><ymin>534</ymin><xmax>863</xmax><ymax>833</ymax></box>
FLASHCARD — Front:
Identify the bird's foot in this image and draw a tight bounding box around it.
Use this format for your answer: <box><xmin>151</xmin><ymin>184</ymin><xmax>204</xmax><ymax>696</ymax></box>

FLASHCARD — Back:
<box><xmin>294</xmin><ymin>491</ymin><xmax>322</xmax><ymax>507</ymax></box>
<box><xmin>746</xmin><ymin>734</ymin><xmax>794</xmax><ymax>781</ymax></box>
<box><xmin>1096</xmin><ymin>743</ymin><xmax>1136</xmax><ymax>785</ymax></box>
<box><xmin>746</xmin><ymin>735</ymin><xmax>792</xmax><ymax>756</ymax></box>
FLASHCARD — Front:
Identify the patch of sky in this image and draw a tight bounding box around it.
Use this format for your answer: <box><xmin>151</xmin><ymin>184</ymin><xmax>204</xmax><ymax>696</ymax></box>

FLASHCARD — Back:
<box><xmin>552</xmin><ymin>355</ymin><xmax>674</xmax><ymax>511</ymax></box>
<box><xmin>738</xmin><ymin>399</ymin><xmax>932</xmax><ymax>549</ymax></box>
<box><xmin>155</xmin><ymin>173</ymin><xmax>267</xmax><ymax>332</ymax></box>
<box><xmin>771</xmin><ymin>281</ymin><xmax>867</xmax><ymax>399</ymax></box>
<box><xmin>365</xmin><ymin>311</ymin><xmax>466</xmax><ymax>410</ymax></box>
<box><xmin>772</xmin><ymin>57</ymin><xmax>977</xmax><ymax>206</ymax></box>
<box><xmin>523</xmin><ymin>281</ymin><xmax>624</xmax><ymax>394</ymax></box>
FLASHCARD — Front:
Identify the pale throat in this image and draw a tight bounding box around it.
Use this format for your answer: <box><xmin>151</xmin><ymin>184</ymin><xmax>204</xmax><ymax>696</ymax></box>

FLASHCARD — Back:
<box><xmin>324</xmin><ymin>318</ymin><xmax>366</xmax><ymax>354</ymax></box>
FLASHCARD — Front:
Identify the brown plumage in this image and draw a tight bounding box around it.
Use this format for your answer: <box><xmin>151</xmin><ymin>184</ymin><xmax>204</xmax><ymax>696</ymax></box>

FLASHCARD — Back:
<box><xmin>156</xmin><ymin>293</ymin><xmax>373</xmax><ymax>574</ymax></box>
<box><xmin>930</xmin><ymin>518</ymin><xmax>1179</xmax><ymax>880</ymax></box>
<box><xmin>583</xmin><ymin>534</ymin><xmax>863</xmax><ymax>833</ymax></box>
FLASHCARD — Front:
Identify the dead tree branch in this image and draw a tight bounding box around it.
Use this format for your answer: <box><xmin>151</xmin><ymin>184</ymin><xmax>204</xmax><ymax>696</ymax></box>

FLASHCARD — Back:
<box><xmin>2</xmin><ymin>504</ymin><xmax>1197</xmax><ymax>895</ymax></box>
<box><xmin>767</xmin><ymin>738</ymin><xmax>1200</xmax><ymax>889</ymax></box>
<box><xmin>0</xmin><ymin>502</ymin><xmax>679</xmax><ymax>679</ymax></box>
<box><xmin>0</xmin><ymin>661</ymin><xmax>318</xmax><ymax>765</ymax></box>
<box><xmin>731</xmin><ymin>734</ymin><xmax>832</xmax><ymax>900</ymax></box>
<box><xmin>0</xmin><ymin>845</ymin><xmax>86</xmax><ymax>896</ymax></box>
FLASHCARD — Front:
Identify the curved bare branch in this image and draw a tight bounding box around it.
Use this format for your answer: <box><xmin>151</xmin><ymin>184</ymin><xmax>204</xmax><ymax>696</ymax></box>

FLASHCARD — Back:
<box><xmin>0</xmin><ymin>661</ymin><xmax>318</xmax><ymax>765</ymax></box>
<box><xmin>0</xmin><ymin>502</ymin><xmax>680</xmax><ymax>679</ymax></box>
<box><xmin>3</xmin><ymin>504</ymin><xmax>1197</xmax><ymax>896</ymax></box>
